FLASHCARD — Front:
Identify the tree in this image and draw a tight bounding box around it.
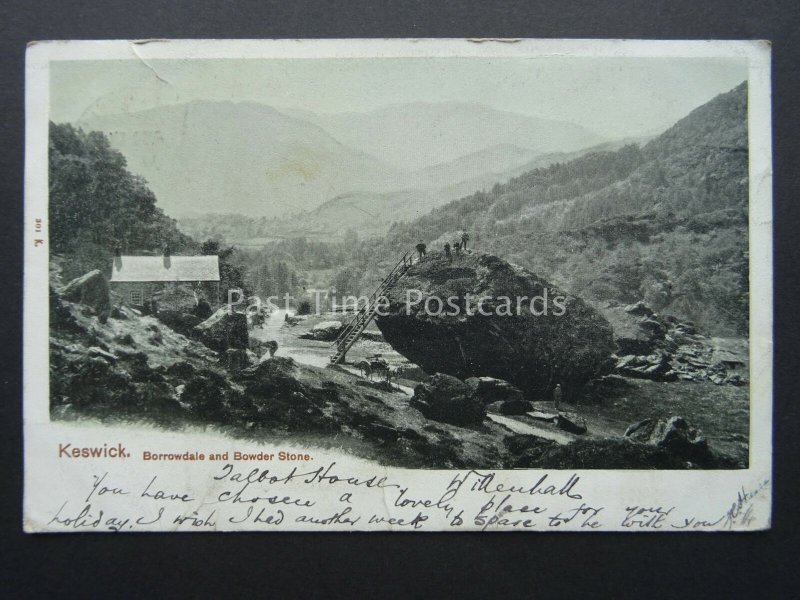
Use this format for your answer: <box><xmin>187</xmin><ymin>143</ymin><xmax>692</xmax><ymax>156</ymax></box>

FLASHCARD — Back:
<box><xmin>49</xmin><ymin>122</ymin><xmax>197</xmax><ymax>279</ymax></box>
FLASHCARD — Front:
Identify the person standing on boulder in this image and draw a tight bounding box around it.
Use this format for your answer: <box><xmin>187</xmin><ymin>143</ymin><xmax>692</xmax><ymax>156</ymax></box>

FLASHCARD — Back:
<box><xmin>444</xmin><ymin>242</ymin><xmax>452</xmax><ymax>262</ymax></box>
<box><xmin>461</xmin><ymin>231</ymin><xmax>470</xmax><ymax>251</ymax></box>
<box><xmin>416</xmin><ymin>241</ymin><xmax>427</xmax><ymax>261</ymax></box>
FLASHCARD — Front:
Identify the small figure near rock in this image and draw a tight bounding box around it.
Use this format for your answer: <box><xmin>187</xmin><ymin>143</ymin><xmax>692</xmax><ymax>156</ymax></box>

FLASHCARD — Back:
<box><xmin>443</xmin><ymin>242</ymin><xmax>452</xmax><ymax>262</ymax></box>
<box><xmin>416</xmin><ymin>241</ymin><xmax>427</xmax><ymax>261</ymax></box>
<box><xmin>461</xmin><ymin>231</ymin><xmax>470</xmax><ymax>251</ymax></box>
<box><xmin>453</xmin><ymin>241</ymin><xmax>462</xmax><ymax>256</ymax></box>
<box><xmin>553</xmin><ymin>383</ymin><xmax>563</xmax><ymax>411</ymax></box>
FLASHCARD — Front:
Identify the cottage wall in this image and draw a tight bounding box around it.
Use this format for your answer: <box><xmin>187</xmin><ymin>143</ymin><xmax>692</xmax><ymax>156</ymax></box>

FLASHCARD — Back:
<box><xmin>111</xmin><ymin>281</ymin><xmax>220</xmax><ymax>312</ymax></box>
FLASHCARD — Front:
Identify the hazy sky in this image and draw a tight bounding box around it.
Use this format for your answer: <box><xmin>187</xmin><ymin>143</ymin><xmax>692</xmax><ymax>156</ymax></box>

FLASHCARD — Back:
<box><xmin>51</xmin><ymin>57</ymin><xmax>747</xmax><ymax>139</ymax></box>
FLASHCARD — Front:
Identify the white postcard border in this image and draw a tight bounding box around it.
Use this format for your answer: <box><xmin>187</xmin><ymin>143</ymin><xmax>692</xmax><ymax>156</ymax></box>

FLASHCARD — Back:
<box><xmin>24</xmin><ymin>39</ymin><xmax>773</xmax><ymax>533</ymax></box>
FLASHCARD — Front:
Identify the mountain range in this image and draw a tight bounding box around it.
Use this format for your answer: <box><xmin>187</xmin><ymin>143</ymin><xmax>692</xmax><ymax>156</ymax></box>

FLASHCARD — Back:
<box><xmin>287</xmin><ymin>102</ymin><xmax>604</xmax><ymax>171</ymax></box>
<box><xmin>77</xmin><ymin>100</ymin><xmax>605</xmax><ymax>220</ymax></box>
<box><xmin>235</xmin><ymin>138</ymin><xmax>647</xmax><ymax>240</ymax></box>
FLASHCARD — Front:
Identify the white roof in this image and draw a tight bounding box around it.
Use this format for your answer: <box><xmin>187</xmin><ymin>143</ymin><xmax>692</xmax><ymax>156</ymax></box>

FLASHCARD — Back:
<box><xmin>110</xmin><ymin>255</ymin><xmax>220</xmax><ymax>283</ymax></box>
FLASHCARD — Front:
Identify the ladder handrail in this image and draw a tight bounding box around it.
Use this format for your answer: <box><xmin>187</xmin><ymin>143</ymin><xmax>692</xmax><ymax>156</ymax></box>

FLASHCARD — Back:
<box><xmin>331</xmin><ymin>253</ymin><xmax>408</xmax><ymax>350</ymax></box>
<box><xmin>331</xmin><ymin>251</ymin><xmax>414</xmax><ymax>352</ymax></box>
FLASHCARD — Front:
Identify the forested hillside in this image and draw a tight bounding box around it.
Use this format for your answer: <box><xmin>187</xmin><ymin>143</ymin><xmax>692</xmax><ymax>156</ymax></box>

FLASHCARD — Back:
<box><xmin>49</xmin><ymin>123</ymin><xmax>198</xmax><ymax>280</ymax></box>
<box><xmin>381</xmin><ymin>82</ymin><xmax>749</xmax><ymax>335</ymax></box>
<box><xmin>177</xmin><ymin>140</ymin><xmax>643</xmax><ymax>242</ymax></box>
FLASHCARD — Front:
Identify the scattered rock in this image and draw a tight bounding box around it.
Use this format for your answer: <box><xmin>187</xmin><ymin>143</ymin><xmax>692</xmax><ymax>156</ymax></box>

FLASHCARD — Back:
<box><xmin>250</xmin><ymin>338</ymin><xmax>278</xmax><ymax>360</ymax></box>
<box><xmin>624</xmin><ymin>416</ymin><xmax>712</xmax><ymax>464</ymax></box>
<box><xmin>194</xmin><ymin>299</ymin><xmax>212</xmax><ymax>320</ymax></box>
<box><xmin>465</xmin><ymin>376</ymin><xmax>525</xmax><ymax>405</ymax></box>
<box><xmin>615</xmin><ymin>351</ymin><xmax>677</xmax><ymax>381</ymax></box>
<box><xmin>409</xmin><ymin>373</ymin><xmax>486</xmax><ymax>426</ymax></box>
<box><xmin>528</xmin><ymin>410</ymin><xmax>559</xmax><ymax>422</ymax></box>
<box><xmin>50</xmin><ymin>287</ymin><xmax>82</xmax><ymax>332</ymax></box>
<box><xmin>183</xmin><ymin>371</ymin><xmax>228</xmax><ymax>420</ymax></box>
<box><xmin>600</xmin><ymin>301</ymin><xmax>746</xmax><ymax>387</ymax></box>
<box><xmin>87</xmin><ymin>346</ymin><xmax>117</xmax><ymax>363</ymax></box>
<box><xmin>114</xmin><ymin>333</ymin><xmax>135</xmax><ymax>346</ymax></box>
<box><xmin>299</xmin><ymin>320</ymin><xmax>344</xmax><ymax>341</ymax></box>
<box><xmin>110</xmin><ymin>306</ymin><xmax>128</xmax><ymax>320</ymax></box>
<box><xmin>194</xmin><ymin>307</ymin><xmax>249</xmax><ymax>352</ymax></box>
<box><xmin>59</xmin><ymin>270</ymin><xmax>112</xmax><ymax>324</ymax></box>
<box><xmin>624</xmin><ymin>301</ymin><xmax>655</xmax><ymax>317</ymax></box>
<box><xmin>486</xmin><ymin>398</ymin><xmax>534</xmax><ymax>415</ymax></box>
<box><xmin>600</xmin><ymin>301</ymin><xmax>666</xmax><ymax>355</ymax></box>
<box><xmin>225</xmin><ymin>348</ymin><xmax>251</xmax><ymax>372</ymax></box>
<box><xmin>166</xmin><ymin>361</ymin><xmax>197</xmax><ymax>379</ymax></box>
<box><xmin>118</xmin><ymin>351</ymin><xmax>164</xmax><ymax>383</ymax></box>
<box><xmin>554</xmin><ymin>414</ymin><xmax>588</xmax><ymax>435</ymax></box>
<box><xmin>157</xmin><ymin>310</ymin><xmax>201</xmax><ymax>338</ymax></box>
<box><xmin>284</xmin><ymin>314</ymin><xmax>307</xmax><ymax>326</ymax></box>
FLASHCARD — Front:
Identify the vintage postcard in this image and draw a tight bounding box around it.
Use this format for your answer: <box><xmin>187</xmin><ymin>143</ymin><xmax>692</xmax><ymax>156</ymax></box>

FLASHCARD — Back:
<box><xmin>24</xmin><ymin>39</ymin><xmax>772</xmax><ymax>532</ymax></box>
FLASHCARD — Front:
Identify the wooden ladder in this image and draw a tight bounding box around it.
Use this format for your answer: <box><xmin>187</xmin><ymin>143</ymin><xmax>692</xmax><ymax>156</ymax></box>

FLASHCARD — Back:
<box><xmin>330</xmin><ymin>251</ymin><xmax>415</xmax><ymax>365</ymax></box>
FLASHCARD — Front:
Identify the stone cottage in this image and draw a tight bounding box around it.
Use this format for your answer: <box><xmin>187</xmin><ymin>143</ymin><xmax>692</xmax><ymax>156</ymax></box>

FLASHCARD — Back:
<box><xmin>109</xmin><ymin>252</ymin><xmax>221</xmax><ymax>312</ymax></box>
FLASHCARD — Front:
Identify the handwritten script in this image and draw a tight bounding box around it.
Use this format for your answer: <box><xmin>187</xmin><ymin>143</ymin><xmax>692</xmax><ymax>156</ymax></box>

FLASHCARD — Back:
<box><xmin>42</xmin><ymin>462</ymin><xmax>770</xmax><ymax>532</ymax></box>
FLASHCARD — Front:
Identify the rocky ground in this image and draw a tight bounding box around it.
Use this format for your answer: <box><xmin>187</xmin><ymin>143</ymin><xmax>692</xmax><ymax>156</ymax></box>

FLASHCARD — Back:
<box><xmin>48</xmin><ymin>253</ymin><xmax>749</xmax><ymax>470</ymax></box>
<box><xmin>599</xmin><ymin>300</ymin><xmax>749</xmax><ymax>387</ymax></box>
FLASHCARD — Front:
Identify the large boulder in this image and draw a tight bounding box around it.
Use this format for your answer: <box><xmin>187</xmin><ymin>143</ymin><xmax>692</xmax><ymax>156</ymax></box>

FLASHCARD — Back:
<box><xmin>194</xmin><ymin>307</ymin><xmax>248</xmax><ymax>352</ymax></box>
<box><xmin>409</xmin><ymin>373</ymin><xmax>487</xmax><ymax>426</ymax></box>
<box><xmin>376</xmin><ymin>252</ymin><xmax>615</xmax><ymax>399</ymax></box>
<box><xmin>59</xmin><ymin>270</ymin><xmax>112</xmax><ymax>324</ymax></box>
<box><xmin>299</xmin><ymin>320</ymin><xmax>344</xmax><ymax>341</ymax></box>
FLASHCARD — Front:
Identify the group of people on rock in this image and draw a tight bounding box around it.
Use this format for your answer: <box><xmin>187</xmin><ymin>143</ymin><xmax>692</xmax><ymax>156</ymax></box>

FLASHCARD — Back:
<box><xmin>415</xmin><ymin>231</ymin><xmax>470</xmax><ymax>262</ymax></box>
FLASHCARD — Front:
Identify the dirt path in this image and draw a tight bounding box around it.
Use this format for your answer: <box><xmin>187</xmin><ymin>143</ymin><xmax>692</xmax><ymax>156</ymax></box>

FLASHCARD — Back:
<box><xmin>486</xmin><ymin>414</ymin><xmax>574</xmax><ymax>444</ymax></box>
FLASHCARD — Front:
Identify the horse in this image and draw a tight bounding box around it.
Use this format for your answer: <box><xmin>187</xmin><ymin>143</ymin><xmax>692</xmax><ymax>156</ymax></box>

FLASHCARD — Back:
<box><xmin>355</xmin><ymin>358</ymin><xmax>390</xmax><ymax>382</ymax></box>
<box><xmin>384</xmin><ymin>367</ymin><xmax>399</xmax><ymax>385</ymax></box>
<box><xmin>355</xmin><ymin>360</ymin><xmax>372</xmax><ymax>379</ymax></box>
<box><xmin>370</xmin><ymin>361</ymin><xmax>390</xmax><ymax>382</ymax></box>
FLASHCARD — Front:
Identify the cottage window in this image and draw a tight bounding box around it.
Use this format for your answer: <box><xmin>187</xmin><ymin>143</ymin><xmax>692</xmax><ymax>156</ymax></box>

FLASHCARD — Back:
<box><xmin>130</xmin><ymin>290</ymin><xmax>144</xmax><ymax>305</ymax></box>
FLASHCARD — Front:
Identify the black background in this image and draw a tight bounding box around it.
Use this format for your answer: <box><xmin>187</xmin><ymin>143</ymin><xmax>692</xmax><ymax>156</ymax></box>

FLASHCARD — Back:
<box><xmin>1</xmin><ymin>2</ymin><xmax>798</xmax><ymax>598</ymax></box>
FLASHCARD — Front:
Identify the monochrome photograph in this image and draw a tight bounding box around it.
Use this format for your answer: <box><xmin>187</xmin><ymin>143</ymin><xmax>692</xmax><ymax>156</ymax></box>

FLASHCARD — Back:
<box><xmin>24</xmin><ymin>39</ymin><xmax>773</xmax><ymax>532</ymax></box>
